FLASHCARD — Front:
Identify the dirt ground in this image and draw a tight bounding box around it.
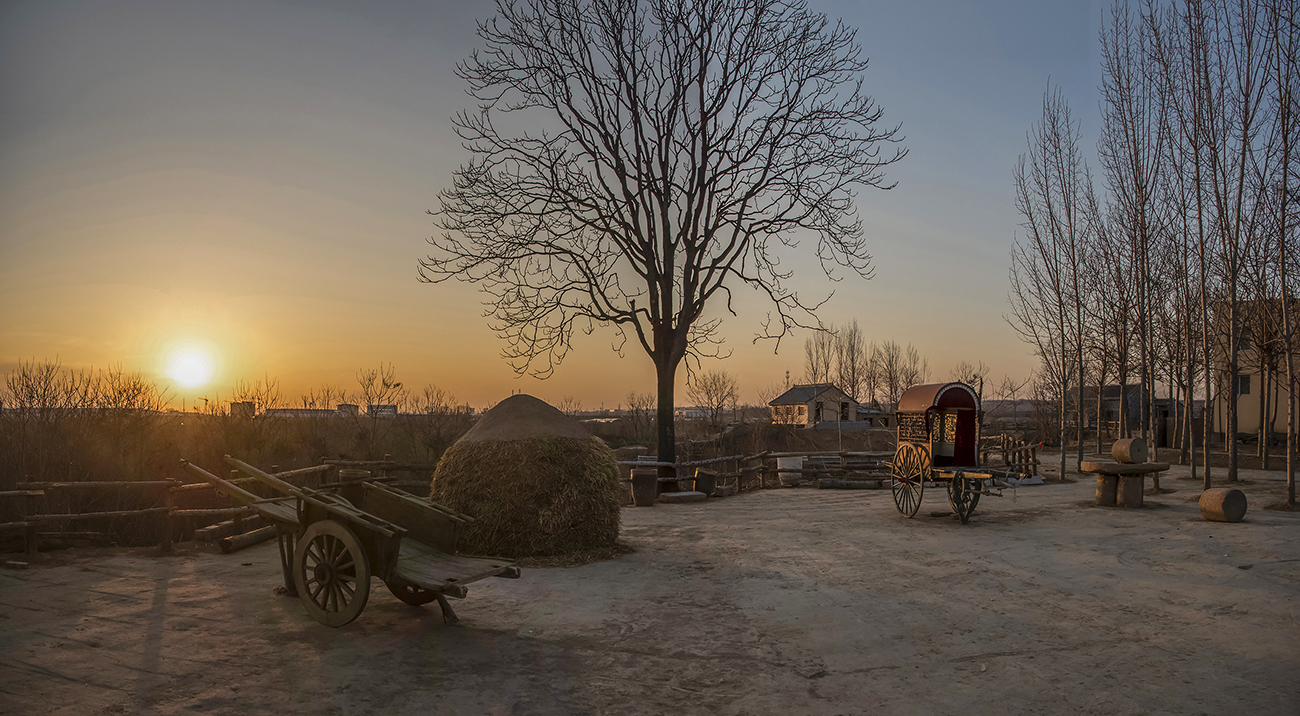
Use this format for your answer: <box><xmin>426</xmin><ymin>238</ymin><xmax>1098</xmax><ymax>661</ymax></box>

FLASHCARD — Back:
<box><xmin>2</xmin><ymin>453</ymin><xmax>1298</xmax><ymax>715</ymax></box>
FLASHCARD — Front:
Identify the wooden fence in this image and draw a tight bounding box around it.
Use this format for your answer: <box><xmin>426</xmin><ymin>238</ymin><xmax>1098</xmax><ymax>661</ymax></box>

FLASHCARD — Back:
<box><xmin>619</xmin><ymin>450</ymin><xmax>895</xmax><ymax>494</ymax></box>
<box><xmin>979</xmin><ymin>434</ymin><xmax>1040</xmax><ymax>477</ymax></box>
<box><xmin>0</xmin><ymin>457</ymin><xmax>438</xmax><ymax>557</ymax></box>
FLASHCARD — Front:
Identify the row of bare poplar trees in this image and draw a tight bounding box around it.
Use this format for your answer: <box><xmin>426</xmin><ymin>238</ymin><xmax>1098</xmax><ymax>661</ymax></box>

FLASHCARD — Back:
<box><xmin>801</xmin><ymin>320</ymin><xmax>934</xmax><ymax>409</ymax></box>
<box><xmin>1009</xmin><ymin>0</ymin><xmax>1297</xmax><ymax>503</ymax></box>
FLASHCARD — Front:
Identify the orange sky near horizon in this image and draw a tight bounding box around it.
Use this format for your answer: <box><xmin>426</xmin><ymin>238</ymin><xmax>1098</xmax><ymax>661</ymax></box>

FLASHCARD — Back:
<box><xmin>0</xmin><ymin>0</ymin><xmax>1103</xmax><ymax>410</ymax></box>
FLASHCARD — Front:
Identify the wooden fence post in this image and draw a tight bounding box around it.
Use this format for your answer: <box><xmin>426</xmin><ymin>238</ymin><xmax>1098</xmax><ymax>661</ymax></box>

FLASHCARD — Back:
<box><xmin>229</xmin><ymin>470</ymin><xmax>243</xmax><ymax>534</ymax></box>
<box><xmin>24</xmin><ymin>491</ymin><xmax>39</xmax><ymax>558</ymax></box>
<box><xmin>159</xmin><ymin>484</ymin><xmax>173</xmax><ymax>554</ymax></box>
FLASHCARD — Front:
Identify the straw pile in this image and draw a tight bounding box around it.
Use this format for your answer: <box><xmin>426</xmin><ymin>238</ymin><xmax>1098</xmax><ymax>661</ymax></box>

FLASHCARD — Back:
<box><xmin>431</xmin><ymin>394</ymin><xmax>623</xmax><ymax>563</ymax></box>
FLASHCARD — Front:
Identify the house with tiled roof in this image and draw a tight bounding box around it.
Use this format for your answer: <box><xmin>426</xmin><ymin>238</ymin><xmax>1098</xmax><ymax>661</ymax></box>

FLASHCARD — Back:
<box><xmin>768</xmin><ymin>383</ymin><xmax>858</xmax><ymax>427</ymax></box>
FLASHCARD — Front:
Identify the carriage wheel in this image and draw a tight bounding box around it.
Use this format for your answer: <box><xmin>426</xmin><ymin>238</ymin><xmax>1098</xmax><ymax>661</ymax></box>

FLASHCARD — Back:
<box><xmin>890</xmin><ymin>443</ymin><xmax>928</xmax><ymax>518</ymax></box>
<box><xmin>385</xmin><ymin>578</ymin><xmax>440</xmax><ymax>606</ymax></box>
<box><xmin>947</xmin><ymin>473</ymin><xmax>982</xmax><ymax>524</ymax></box>
<box><xmin>293</xmin><ymin>520</ymin><xmax>371</xmax><ymax>627</ymax></box>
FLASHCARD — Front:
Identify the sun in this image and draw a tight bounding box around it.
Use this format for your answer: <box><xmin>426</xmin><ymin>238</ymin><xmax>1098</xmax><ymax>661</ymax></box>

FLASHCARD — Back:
<box><xmin>167</xmin><ymin>347</ymin><xmax>215</xmax><ymax>389</ymax></box>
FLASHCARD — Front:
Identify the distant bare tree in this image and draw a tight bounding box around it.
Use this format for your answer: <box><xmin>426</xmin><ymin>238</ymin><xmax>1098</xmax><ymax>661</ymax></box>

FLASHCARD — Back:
<box><xmin>804</xmin><ymin>329</ymin><xmax>835</xmax><ymax>386</ymax></box>
<box><xmin>1009</xmin><ymin>85</ymin><xmax>1091</xmax><ymax>479</ymax></box>
<box><xmin>291</xmin><ymin>384</ymin><xmax>354</xmax><ymax>461</ymax></box>
<box><xmin>862</xmin><ymin>341</ymin><xmax>883</xmax><ymax>408</ymax></box>
<box><xmin>356</xmin><ymin>363</ymin><xmax>405</xmax><ymax>458</ymax></box>
<box><xmin>556</xmin><ymin>395</ymin><xmax>584</xmax><ymax>416</ymax></box>
<box><xmin>877</xmin><ymin>340</ymin><xmax>904</xmax><ymax>407</ymax></box>
<box><xmin>872</xmin><ymin>340</ymin><xmax>928</xmax><ymax>407</ymax></box>
<box><xmin>949</xmin><ymin>360</ymin><xmax>990</xmax><ymax>392</ymax></box>
<box><xmin>900</xmin><ymin>343</ymin><xmax>931</xmax><ymax>392</ymax></box>
<box><xmin>1266</xmin><ymin>0</ymin><xmax>1298</xmax><ymax>505</ymax></box>
<box><xmin>624</xmin><ymin>391</ymin><xmax>656</xmax><ymax>445</ymax></box>
<box><xmin>755</xmin><ymin>382</ymin><xmax>784</xmax><ymax>407</ymax></box>
<box><xmin>687</xmin><ymin>369</ymin><xmax>740</xmax><ymax>428</ymax></box>
<box><xmin>423</xmin><ymin>0</ymin><xmax>905</xmax><ymax>477</ymax></box>
<box><xmin>219</xmin><ymin>375</ymin><xmax>285</xmax><ymax>463</ymax></box>
<box><xmin>401</xmin><ymin>385</ymin><xmax>475</xmax><ymax>462</ymax></box>
<box><xmin>834</xmin><ymin>319</ymin><xmax>868</xmax><ymax>400</ymax></box>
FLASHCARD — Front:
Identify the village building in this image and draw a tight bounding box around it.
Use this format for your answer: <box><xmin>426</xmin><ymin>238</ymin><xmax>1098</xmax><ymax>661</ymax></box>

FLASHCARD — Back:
<box><xmin>768</xmin><ymin>383</ymin><xmax>858</xmax><ymax>428</ymax></box>
<box><xmin>1212</xmin><ymin>299</ymin><xmax>1299</xmax><ymax>440</ymax></box>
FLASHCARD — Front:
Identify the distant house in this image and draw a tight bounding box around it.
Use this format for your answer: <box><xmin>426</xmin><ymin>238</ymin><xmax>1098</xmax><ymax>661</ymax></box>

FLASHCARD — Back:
<box><xmin>855</xmin><ymin>404</ymin><xmax>892</xmax><ymax>428</ymax></box>
<box><xmin>1212</xmin><ymin>298</ymin><xmax>1299</xmax><ymax>439</ymax></box>
<box><xmin>262</xmin><ymin>406</ymin><xmax>358</xmax><ymax>419</ymax></box>
<box><xmin>367</xmin><ymin>404</ymin><xmax>398</xmax><ymax>418</ymax></box>
<box><xmin>769</xmin><ymin>384</ymin><xmax>857</xmax><ymax>428</ymax></box>
<box><xmin>1062</xmin><ymin>385</ymin><xmax>1202</xmax><ymax>447</ymax></box>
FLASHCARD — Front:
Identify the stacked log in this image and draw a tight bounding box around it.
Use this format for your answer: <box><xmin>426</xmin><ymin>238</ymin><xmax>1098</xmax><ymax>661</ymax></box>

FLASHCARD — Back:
<box><xmin>1111</xmin><ymin>438</ymin><xmax>1148</xmax><ymax>464</ymax></box>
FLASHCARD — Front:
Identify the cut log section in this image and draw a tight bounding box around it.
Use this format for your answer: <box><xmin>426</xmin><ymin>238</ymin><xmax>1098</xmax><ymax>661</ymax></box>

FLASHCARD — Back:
<box><xmin>1199</xmin><ymin>488</ymin><xmax>1247</xmax><ymax>523</ymax></box>
<box><xmin>1117</xmin><ymin>476</ymin><xmax>1144</xmax><ymax>508</ymax></box>
<box><xmin>219</xmin><ymin>525</ymin><xmax>277</xmax><ymax>553</ymax></box>
<box><xmin>1111</xmin><ymin>438</ymin><xmax>1148</xmax><ymax>464</ymax></box>
<box><xmin>1095</xmin><ymin>474</ymin><xmax>1118</xmax><ymax>506</ymax></box>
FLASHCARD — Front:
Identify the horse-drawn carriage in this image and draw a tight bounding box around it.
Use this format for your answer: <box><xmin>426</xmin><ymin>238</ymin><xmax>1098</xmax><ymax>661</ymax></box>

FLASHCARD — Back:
<box><xmin>888</xmin><ymin>381</ymin><xmax>1005</xmax><ymax>523</ymax></box>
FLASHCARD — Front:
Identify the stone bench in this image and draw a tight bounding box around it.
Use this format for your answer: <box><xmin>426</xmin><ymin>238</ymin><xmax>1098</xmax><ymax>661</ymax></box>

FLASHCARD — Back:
<box><xmin>1080</xmin><ymin>461</ymin><xmax>1170</xmax><ymax>508</ymax></box>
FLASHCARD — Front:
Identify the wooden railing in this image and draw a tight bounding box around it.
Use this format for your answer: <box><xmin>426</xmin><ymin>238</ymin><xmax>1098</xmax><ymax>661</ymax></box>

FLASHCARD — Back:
<box><xmin>619</xmin><ymin>450</ymin><xmax>894</xmax><ymax>493</ymax></box>
<box><xmin>0</xmin><ymin>459</ymin><xmax>436</xmax><ymax>557</ymax></box>
<box><xmin>979</xmin><ymin>434</ymin><xmax>1040</xmax><ymax>477</ymax></box>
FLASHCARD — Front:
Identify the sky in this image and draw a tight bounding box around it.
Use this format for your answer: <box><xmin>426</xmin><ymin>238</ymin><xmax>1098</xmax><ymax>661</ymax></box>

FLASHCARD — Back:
<box><xmin>0</xmin><ymin>0</ymin><xmax>1107</xmax><ymax>410</ymax></box>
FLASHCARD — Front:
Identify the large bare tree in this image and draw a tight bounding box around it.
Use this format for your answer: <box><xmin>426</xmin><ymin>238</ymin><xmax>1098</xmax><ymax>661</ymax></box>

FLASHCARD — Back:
<box><xmin>423</xmin><ymin>0</ymin><xmax>904</xmax><ymax>475</ymax></box>
<box><xmin>1009</xmin><ymin>86</ymin><xmax>1091</xmax><ymax>479</ymax></box>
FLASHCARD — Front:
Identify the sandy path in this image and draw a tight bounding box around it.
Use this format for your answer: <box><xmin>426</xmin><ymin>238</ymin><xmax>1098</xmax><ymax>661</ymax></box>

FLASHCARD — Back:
<box><xmin>1</xmin><ymin>465</ymin><xmax>1297</xmax><ymax>715</ymax></box>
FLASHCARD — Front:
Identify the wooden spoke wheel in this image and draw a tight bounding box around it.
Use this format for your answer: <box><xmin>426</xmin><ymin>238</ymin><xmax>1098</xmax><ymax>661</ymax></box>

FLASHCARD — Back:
<box><xmin>890</xmin><ymin>443</ymin><xmax>928</xmax><ymax>518</ymax></box>
<box><xmin>293</xmin><ymin>520</ymin><xmax>371</xmax><ymax>627</ymax></box>
<box><xmin>947</xmin><ymin>473</ymin><xmax>982</xmax><ymax>524</ymax></box>
<box><xmin>385</xmin><ymin>578</ymin><xmax>440</xmax><ymax>606</ymax></box>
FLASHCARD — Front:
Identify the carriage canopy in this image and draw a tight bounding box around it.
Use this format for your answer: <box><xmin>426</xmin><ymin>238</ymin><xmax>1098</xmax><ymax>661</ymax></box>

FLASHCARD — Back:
<box><xmin>895</xmin><ymin>382</ymin><xmax>980</xmax><ymax>468</ymax></box>
<box><xmin>896</xmin><ymin>382</ymin><xmax>979</xmax><ymax>414</ymax></box>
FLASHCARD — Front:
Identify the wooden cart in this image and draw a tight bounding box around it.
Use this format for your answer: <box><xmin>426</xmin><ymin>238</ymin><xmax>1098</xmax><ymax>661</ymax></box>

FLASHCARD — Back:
<box><xmin>180</xmin><ymin>455</ymin><xmax>520</xmax><ymax>627</ymax></box>
<box><xmin>889</xmin><ymin>382</ymin><xmax>1008</xmax><ymax>524</ymax></box>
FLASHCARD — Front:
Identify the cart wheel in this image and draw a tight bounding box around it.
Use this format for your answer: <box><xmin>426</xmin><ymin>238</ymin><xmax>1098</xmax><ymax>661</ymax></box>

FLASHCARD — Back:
<box><xmin>385</xmin><ymin>578</ymin><xmax>440</xmax><ymax>606</ymax></box>
<box><xmin>890</xmin><ymin>443</ymin><xmax>927</xmax><ymax>518</ymax></box>
<box><xmin>947</xmin><ymin>473</ymin><xmax>981</xmax><ymax>524</ymax></box>
<box><xmin>293</xmin><ymin>520</ymin><xmax>371</xmax><ymax>627</ymax></box>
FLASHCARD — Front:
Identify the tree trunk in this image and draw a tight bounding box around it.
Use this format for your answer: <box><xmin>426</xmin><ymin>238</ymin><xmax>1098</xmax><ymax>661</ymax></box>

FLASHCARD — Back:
<box><xmin>1096</xmin><ymin>372</ymin><xmax>1106</xmax><ymax>455</ymax></box>
<box><xmin>1261</xmin><ymin>358</ymin><xmax>1270</xmax><ymax>468</ymax></box>
<box><xmin>655</xmin><ymin>356</ymin><xmax>678</xmax><ymax>481</ymax></box>
<box><xmin>1185</xmin><ymin>334</ymin><xmax>1196</xmax><ymax>479</ymax></box>
<box><xmin>1060</xmin><ymin>371</ymin><xmax>1068</xmax><ymax>483</ymax></box>
<box><xmin>1119</xmin><ymin>372</ymin><xmax>1129</xmax><ymax>438</ymax></box>
<box><xmin>1228</xmin><ymin>299</ymin><xmax>1240</xmax><ymax>482</ymax></box>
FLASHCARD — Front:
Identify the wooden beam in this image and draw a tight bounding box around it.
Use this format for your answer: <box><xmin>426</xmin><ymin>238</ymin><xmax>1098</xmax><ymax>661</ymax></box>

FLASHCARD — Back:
<box><xmin>16</xmin><ymin>481</ymin><xmax>173</xmax><ymax>490</ymax></box>
<box><xmin>172</xmin><ymin>506</ymin><xmax>258</xmax><ymax>518</ymax></box>
<box><xmin>179</xmin><ymin>460</ymin><xmax>263</xmax><ymax>506</ymax></box>
<box><xmin>31</xmin><ymin>507</ymin><xmax>171</xmax><ymax>522</ymax></box>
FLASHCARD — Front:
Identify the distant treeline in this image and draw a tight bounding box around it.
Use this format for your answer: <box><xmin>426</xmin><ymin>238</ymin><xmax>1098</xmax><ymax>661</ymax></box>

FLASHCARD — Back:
<box><xmin>0</xmin><ymin>360</ymin><xmax>478</xmax><ymax>486</ymax></box>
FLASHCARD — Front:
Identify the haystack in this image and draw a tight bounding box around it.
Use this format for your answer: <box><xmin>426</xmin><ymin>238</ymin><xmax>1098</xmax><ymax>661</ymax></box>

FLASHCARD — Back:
<box><xmin>430</xmin><ymin>394</ymin><xmax>622</xmax><ymax>561</ymax></box>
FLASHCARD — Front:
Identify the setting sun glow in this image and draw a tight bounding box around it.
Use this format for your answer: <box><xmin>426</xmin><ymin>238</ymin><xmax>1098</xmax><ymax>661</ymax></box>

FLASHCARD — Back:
<box><xmin>167</xmin><ymin>348</ymin><xmax>215</xmax><ymax>389</ymax></box>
